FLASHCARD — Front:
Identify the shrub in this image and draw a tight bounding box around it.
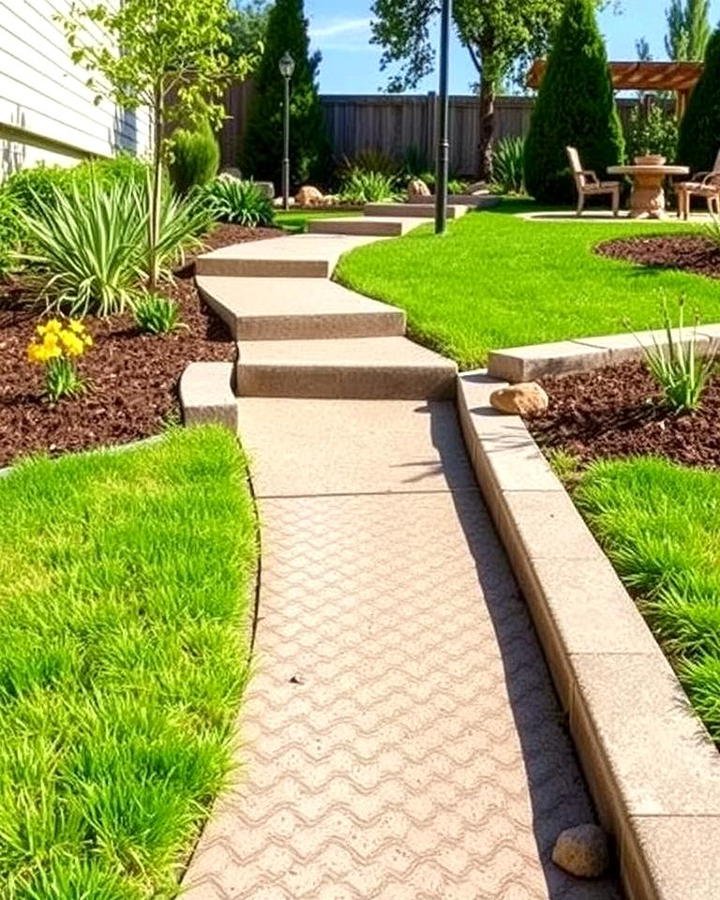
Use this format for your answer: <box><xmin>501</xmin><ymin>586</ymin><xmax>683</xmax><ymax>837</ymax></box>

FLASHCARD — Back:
<box><xmin>640</xmin><ymin>297</ymin><xmax>716</xmax><ymax>413</ymax></box>
<box><xmin>3</xmin><ymin>164</ymin><xmax>76</xmax><ymax>219</ymax></box>
<box><xmin>401</xmin><ymin>144</ymin><xmax>431</xmax><ymax>180</ymax></box>
<box><xmin>338</xmin><ymin>169</ymin><xmax>398</xmax><ymax>204</ymax></box>
<box><xmin>339</xmin><ymin>149</ymin><xmax>399</xmax><ymax>179</ymax></box>
<box><xmin>0</xmin><ymin>190</ymin><xmax>24</xmax><ymax>277</ymax></box>
<box><xmin>492</xmin><ymin>137</ymin><xmax>525</xmax><ymax>194</ymax></box>
<box><xmin>524</xmin><ymin>0</ymin><xmax>624</xmax><ymax>204</ymax></box>
<box><xmin>169</xmin><ymin>121</ymin><xmax>220</xmax><ymax>195</ymax></box>
<box><xmin>678</xmin><ymin>28</ymin><xmax>720</xmax><ymax>173</ymax></box>
<box><xmin>26</xmin><ymin>318</ymin><xmax>93</xmax><ymax>402</ymax></box>
<box><xmin>241</xmin><ymin>0</ymin><xmax>332</xmax><ymax>188</ymax></box>
<box><xmin>133</xmin><ymin>293</ymin><xmax>183</xmax><ymax>334</ymax></box>
<box><xmin>626</xmin><ymin>102</ymin><xmax>679</xmax><ymax>162</ymax></box>
<box><xmin>20</xmin><ymin>179</ymin><xmax>208</xmax><ymax>316</ymax></box>
<box><xmin>200</xmin><ymin>178</ymin><xmax>276</xmax><ymax>226</ymax></box>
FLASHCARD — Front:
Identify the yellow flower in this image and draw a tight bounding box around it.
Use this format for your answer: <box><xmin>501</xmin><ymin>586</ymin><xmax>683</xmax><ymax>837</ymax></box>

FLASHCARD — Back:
<box><xmin>68</xmin><ymin>319</ymin><xmax>86</xmax><ymax>335</ymax></box>
<box><xmin>61</xmin><ymin>331</ymin><xmax>85</xmax><ymax>357</ymax></box>
<box><xmin>84</xmin><ymin>334</ymin><xmax>94</xmax><ymax>348</ymax></box>
<box><xmin>44</xmin><ymin>319</ymin><xmax>62</xmax><ymax>334</ymax></box>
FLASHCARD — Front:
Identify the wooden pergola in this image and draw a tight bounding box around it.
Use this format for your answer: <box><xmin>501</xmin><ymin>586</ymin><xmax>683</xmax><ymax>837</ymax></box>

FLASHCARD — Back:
<box><xmin>527</xmin><ymin>60</ymin><xmax>704</xmax><ymax>116</ymax></box>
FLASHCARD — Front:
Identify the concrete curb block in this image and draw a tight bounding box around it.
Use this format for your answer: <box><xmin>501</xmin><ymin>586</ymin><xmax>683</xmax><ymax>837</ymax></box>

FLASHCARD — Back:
<box><xmin>180</xmin><ymin>362</ymin><xmax>238</xmax><ymax>432</ymax></box>
<box><xmin>456</xmin><ymin>369</ymin><xmax>720</xmax><ymax>900</ymax></box>
<box><xmin>488</xmin><ymin>323</ymin><xmax>720</xmax><ymax>383</ymax></box>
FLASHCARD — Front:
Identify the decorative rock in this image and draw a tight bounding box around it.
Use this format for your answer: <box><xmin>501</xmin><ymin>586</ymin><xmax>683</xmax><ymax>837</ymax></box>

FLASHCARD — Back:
<box><xmin>466</xmin><ymin>180</ymin><xmax>488</xmax><ymax>194</ymax></box>
<box><xmin>552</xmin><ymin>824</ymin><xmax>610</xmax><ymax>879</ymax></box>
<box><xmin>490</xmin><ymin>382</ymin><xmax>549</xmax><ymax>417</ymax></box>
<box><xmin>295</xmin><ymin>185</ymin><xmax>324</xmax><ymax>207</ymax></box>
<box><xmin>219</xmin><ymin>168</ymin><xmax>242</xmax><ymax>181</ymax></box>
<box><xmin>408</xmin><ymin>178</ymin><xmax>431</xmax><ymax>199</ymax></box>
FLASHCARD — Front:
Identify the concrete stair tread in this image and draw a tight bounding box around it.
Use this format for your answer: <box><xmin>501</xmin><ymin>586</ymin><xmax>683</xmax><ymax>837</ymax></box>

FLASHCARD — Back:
<box><xmin>308</xmin><ymin>216</ymin><xmax>432</xmax><ymax>236</ymax></box>
<box><xmin>238</xmin><ymin>335</ymin><xmax>452</xmax><ymax>366</ymax></box>
<box><xmin>197</xmin><ymin>276</ymin><xmax>406</xmax><ymax>340</ymax></box>
<box><xmin>364</xmin><ymin>202</ymin><xmax>469</xmax><ymax>219</ymax></box>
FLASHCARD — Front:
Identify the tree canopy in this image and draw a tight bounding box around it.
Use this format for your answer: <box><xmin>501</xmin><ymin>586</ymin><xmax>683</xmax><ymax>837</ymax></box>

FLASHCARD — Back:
<box><xmin>677</xmin><ymin>27</ymin><xmax>720</xmax><ymax>172</ymax></box>
<box><xmin>227</xmin><ymin>0</ymin><xmax>271</xmax><ymax>66</ymax></box>
<box><xmin>665</xmin><ymin>0</ymin><xmax>711</xmax><ymax>61</ymax></box>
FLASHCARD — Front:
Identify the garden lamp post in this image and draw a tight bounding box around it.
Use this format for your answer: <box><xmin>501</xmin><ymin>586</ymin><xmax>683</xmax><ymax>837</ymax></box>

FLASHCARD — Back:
<box><xmin>279</xmin><ymin>51</ymin><xmax>295</xmax><ymax>210</ymax></box>
<box><xmin>435</xmin><ymin>0</ymin><xmax>452</xmax><ymax>235</ymax></box>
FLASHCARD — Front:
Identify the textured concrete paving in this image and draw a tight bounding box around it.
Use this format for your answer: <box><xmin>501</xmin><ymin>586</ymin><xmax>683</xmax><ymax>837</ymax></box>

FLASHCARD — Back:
<box><xmin>183</xmin><ymin>399</ymin><xmax>620</xmax><ymax>900</ymax></box>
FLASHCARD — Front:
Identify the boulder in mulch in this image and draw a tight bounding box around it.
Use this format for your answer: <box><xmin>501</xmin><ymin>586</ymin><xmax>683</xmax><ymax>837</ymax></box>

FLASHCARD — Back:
<box><xmin>295</xmin><ymin>185</ymin><xmax>324</xmax><ymax>206</ymax></box>
<box><xmin>552</xmin><ymin>823</ymin><xmax>610</xmax><ymax>878</ymax></box>
<box><xmin>408</xmin><ymin>178</ymin><xmax>431</xmax><ymax>199</ymax></box>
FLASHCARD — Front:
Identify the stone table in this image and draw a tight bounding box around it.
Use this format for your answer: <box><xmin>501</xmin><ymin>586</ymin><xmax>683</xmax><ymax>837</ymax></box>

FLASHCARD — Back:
<box><xmin>607</xmin><ymin>164</ymin><xmax>689</xmax><ymax>218</ymax></box>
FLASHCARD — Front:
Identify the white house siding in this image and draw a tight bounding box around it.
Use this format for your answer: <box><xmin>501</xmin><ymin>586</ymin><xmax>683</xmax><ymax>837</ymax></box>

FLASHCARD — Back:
<box><xmin>0</xmin><ymin>0</ymin><xmax>151</xmax><ymax>178</ymax></box>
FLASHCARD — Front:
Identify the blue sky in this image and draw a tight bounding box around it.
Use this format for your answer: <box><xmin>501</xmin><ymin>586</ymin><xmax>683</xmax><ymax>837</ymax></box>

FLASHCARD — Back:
<box><xmin>306</xmin><ymin>0</ymin><xmax>720</xmax><ymax>95</ymax></box>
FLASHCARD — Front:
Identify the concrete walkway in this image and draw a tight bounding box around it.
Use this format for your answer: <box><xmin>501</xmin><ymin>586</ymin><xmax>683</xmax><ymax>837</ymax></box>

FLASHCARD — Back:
<box><xmin>182</xmin><ymin>209</ymin><xmax>620</xmax><ymax>898</ymax></box>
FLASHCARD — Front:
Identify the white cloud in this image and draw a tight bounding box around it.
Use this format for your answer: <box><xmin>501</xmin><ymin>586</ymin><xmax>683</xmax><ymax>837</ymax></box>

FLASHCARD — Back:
<box><xmin>309</xmin><ymin>17</ymin><xmax>371</xmax><ymax>40</ymax></box>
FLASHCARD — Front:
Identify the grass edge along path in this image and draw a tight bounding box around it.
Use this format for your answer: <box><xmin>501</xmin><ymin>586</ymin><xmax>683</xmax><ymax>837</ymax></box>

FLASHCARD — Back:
<box><xmin>0</xmin><ymin>426</ymin><xmax>257</xmax><ymax>899</ymax></box>
<box><xmin>335</xmin><ymin>200</ymin><xmax>720</xmax><ymax>369</ymax></box>
<box><xmin>575</xmin><ymin>456</ymin><xmax>720</xmax><ymax>741</ymax></box>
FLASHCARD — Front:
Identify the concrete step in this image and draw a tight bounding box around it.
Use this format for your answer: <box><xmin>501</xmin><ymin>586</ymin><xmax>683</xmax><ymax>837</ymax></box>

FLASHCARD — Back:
<box><xmin>408</xmin><ymin>193</ymin><xmax>501</xmax><ymax>208</ymax></box>
<box><xmin>307</xmin><ymin>216</ymin><xmax>432</xmax><ymax>237</ymax></box>
<box><xmin>364</xmin><ymin>203</ymin><xmax>469</xmax><ymax>219</ymax></box>
<box><xmin>235</xmin><ymin>336</ymin><xmax>457</xmax><ymax>400</ymax></box>
<box><xmin>195</xmin><ymin>233</ymin><xmax>382</xmax><ymax>278</ymax></box>
<box><xmin>197</xmin><ymin>276</ymin><xmax>406</xmax><ymax>341</ymax></box>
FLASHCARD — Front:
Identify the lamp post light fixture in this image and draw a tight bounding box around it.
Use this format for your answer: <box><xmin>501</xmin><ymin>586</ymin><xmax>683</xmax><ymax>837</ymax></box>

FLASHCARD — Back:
<box><xmin>434</xmin><ymin>0</ymin><xmax>452</xmax><ymax>235</ymax></box>
<box><xmin>279</xmin><ymin>51</ymin><xmax>295</xmax><ymax>210</ymax></box>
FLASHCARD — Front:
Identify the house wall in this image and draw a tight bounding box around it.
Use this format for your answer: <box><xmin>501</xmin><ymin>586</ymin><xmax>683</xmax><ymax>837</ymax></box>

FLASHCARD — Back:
<box><xmin>0</xmin><ymin>0</ymin><xmax>151</xmax><ymax>178</ymax></box>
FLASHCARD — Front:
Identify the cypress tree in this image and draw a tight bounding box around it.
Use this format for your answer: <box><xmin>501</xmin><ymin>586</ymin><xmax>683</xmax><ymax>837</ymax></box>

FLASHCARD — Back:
<box><xmin>524</xmin><ymin>0</ymin><xmax>624</xmax><ymax>204</ymax></box>
<box><xmin>241</xmin><ymin>0</ymin><xmax>331</xmax><ymax>188</ymax></box>
<box><xmin>677</xmin><ymin>28</ymin><xmax>720</xmax><ymax>173</ymax></box>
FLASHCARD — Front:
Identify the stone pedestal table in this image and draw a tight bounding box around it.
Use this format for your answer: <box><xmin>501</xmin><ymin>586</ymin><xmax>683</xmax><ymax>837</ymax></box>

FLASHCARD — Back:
<box><xmin>607</xmin><ymin>164</ymin><xmax>689</xmax><ymax>218</ymax></box>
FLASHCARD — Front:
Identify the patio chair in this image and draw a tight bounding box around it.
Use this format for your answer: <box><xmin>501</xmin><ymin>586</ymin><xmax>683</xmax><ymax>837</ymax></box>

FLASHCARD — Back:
<box><xmin>676</xmin><ymin>149</ymin><xmax>720</xmax><ymax>219</ymax></box>
<box><xmin>566</xmin><ymin>146</ymin><xmax>620</xmax><ymax>217</ymax></box>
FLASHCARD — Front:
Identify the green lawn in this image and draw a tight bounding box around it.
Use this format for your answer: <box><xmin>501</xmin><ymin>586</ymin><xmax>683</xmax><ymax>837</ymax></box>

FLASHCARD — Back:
<box><xmin>576</xmin><ymin>457</ymin><xmax>720</xmax><ymax>740</ymax></box>
<box><xmin>336</xmin><ymin>200</ymin><xmax>720</xmax><ymax>368</ymax></box>
<box><xmin>0</xmin><ymin>427</ymin><xmax>257</xmax><ymax>898</ymax></box>
<box><xmin>276</xmin><ymin>208</ymin><xmax>360</xmax><ymax>233</ymax></box>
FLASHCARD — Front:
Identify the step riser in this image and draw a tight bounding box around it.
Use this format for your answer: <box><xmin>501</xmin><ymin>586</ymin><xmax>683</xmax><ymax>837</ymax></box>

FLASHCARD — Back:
<box><xmin>236</xmin><ymin>365</ymin><xmax>456</xmax><ymax>400</ymax></box>
<box><xmin>308</xmin><ymin>219</ymin><xmax>404</xmax><ymax>236</ymax></box>
<box><xmin>408</xmin><ymin>194</ymin><xmax>500</xmax><ymax>208</ymax></box>
<box><xmin>364</xmin><ymin>203</ymin><xmax>467</xmax><ymax>219</ymax></box>
<box><xmin>196</xmin><ymin>258</ymin><xmax>329</xmax><ymax>278</ymax></box>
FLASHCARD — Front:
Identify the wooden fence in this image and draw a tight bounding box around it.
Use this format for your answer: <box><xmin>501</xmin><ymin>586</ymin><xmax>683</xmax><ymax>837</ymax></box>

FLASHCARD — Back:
<box><xmin>218</xmin><ymin>84</ymin><xmax>647</xmax><ymax>177</ymax></box>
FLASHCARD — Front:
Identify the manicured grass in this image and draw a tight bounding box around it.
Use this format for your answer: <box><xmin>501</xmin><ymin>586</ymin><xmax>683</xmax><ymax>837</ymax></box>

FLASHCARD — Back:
<box><xmin>0</xmin><ymin>427</ymin><xmax>257</xmax><ymax>897</ymax></box>
<box><xmin>576</xmin><ymin>456</ymin><xmax>720</xmax><ymax>739</ymax></box>
<box><xmin>336</xmin><ymin>200</ymin><xmax>720</xmax><ymax>368</ymax></box>
<box><xmin>276</xmin><ymin>208</ymin><xmax>360</xmax><ymax>233</ymax></box>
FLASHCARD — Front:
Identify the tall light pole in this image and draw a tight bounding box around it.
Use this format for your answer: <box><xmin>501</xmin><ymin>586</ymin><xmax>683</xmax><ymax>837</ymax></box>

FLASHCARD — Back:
<box><xmin>279</xmin><ymin>51</ymin><xmax>295</xmax><ymax>210</ymax></box>
<box><xmin>434</xmin><ymin>0</ymin><xmax>452</xmax><ymax>235</ymax></box>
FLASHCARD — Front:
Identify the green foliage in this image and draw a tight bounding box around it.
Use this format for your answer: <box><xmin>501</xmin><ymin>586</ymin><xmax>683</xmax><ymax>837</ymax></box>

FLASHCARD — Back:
<box><xmin>241</xmin><ymin>0</ymin><xmax>332</xmax><ymax>188</ymax></box>
<box><xmin>169</xmin><ymin>121</ymin><xmax>220</xmax><ymax>196</ymax></box>
<box><xmin>665</xmin><ymin>0</ymin><xmax>711</xmax><ymax>60</ymax></box>
<box><xmin>677</xmin><ymin>28</ymin><xmax>720</xmax><ymax>173</ymax></box>
<box><xmin>401</xmin><ymin>144</ymin><xmax>431</xmax><ymax>179</ymax></box>
<box><xmin>0</xmin><ymin>426</ymin><xmax>256</xmax><ymax>894</ymax></box>
<box><xmin>44</xmin><ymin>356</ymin><xmax>87</xmax><ymax>402</ymax></box>
<box><xmin>20</xmin><ymin>179</ymin><xmax>208</xmax><ymax>317</ymax></box>
<box><xmin>133</xmin><ymin>292</ymin><xmax>183</xmax><ymax>334</ymax></box>
<box><xmin>626</xmin><ymin>102</ymin><xmax>679</xmax><ymax>161</ymax></box>
<box><xmin>492</xmin><ymin>137</ymin><xmax>526</xmax><ymax>193</ymax></box>
<box><xmin>0</xmin><ymin>191</ymin><xmax>24</xmax><ymax>277</ymax></box>
<box><xmin>200</xmin><ymin>178</ymin><xmax>276</xmax><ymax>226</ymax></box>
<box><xmin>58</xmin><ymin>0</ymin><xmax>250</xmax><ymax>291</ymax></box>
<box><xmin>339</xmin><ymin>149</ymin><xmax>399</xmax><ymax>179</ymax></box>
<box><xmin>227</xmin><ymin>0</ymin><xmax>271</xmax><ymax>65</ymax></box>
<box><xmin>640</xmin><ymin>297</ymin><xmax>716</xmax><ymax>413</ymax></box>
<box><xmin>336</xmin><ymin>200</ymin><xmax>720</xmax><ymax>368</ymax></box>
<box><xmin>339</xmin><ymin>169</ymin><xmax>399</xmax><ymax>204</ymax></box>
<box><xmin>575</xmin><ymin>456</ymin><xmax>720</xmax><ymax>738</ymax></box>
<box><xmin>524</xmin><ymin>0</ymin><xmax>624</xmax><ymax>204</ymax></box>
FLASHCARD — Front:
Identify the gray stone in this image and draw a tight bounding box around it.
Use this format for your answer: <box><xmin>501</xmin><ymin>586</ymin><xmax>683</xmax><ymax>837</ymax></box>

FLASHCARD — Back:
<box><xmin>552</xmin><ymin>824</ymin><xmax>610</xmax><ymax>878</ymax></box>
<box><xmin>490</xmin><ymin>382</ymin><xmax>549</xmax><ymax>417</ymax></box>
<box><xmin>408</xmin><ymin>178</ymin><xmax>431</xmax><ymax>199</ymax></box>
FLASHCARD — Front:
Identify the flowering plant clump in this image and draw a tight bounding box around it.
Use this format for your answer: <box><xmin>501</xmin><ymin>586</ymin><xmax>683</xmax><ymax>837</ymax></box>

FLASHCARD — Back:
<box><xmin>27</xmin><ymin>318</ymin><xmax>93</xmax><ymax>402</ymax></box>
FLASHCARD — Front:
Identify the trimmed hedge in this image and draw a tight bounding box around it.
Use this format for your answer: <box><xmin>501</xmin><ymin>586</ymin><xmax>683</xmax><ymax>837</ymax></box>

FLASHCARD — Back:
<box><xmin>524</xmin><ymin>0</ymin><xmax>624</xmax><ymax>204</ymax></box>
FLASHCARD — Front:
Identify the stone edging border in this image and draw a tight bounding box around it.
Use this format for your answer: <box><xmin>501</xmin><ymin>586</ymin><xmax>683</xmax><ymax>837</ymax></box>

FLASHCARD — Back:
<box><xmin>456</xmin><ymin>367</ymin><xmax>720</xmax><ymax>900</ymax></box>
<box><xmin>488</xmin><ymin>322</ymin><xmax>720</xmax><ymax>383</ymax></box>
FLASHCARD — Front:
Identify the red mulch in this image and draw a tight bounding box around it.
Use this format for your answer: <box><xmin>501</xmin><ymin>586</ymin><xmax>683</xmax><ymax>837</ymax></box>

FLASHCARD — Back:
<box><xmin>0</xmin><ymin>224</ymin><xmax>282</xmax><ymax>467</ymax></box>
<box><xmin>596</xmin><ymin>233</ymin><xmax>720</xmax><ymax>279</ymax></box>
<box><xmin>530</xmin><ymin>360</ymin><xmax>720</xmax><ymax>468</ymax></box>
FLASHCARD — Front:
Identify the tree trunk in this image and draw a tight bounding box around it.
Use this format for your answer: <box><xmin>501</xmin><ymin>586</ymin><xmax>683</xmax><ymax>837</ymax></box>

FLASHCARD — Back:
<box><xmin>148</xmin><ymin>86</ymin><xmax>164</xmax><ymax>293</ymax></box>
<box><xmin>478</xmin><ymin>77</ymin><xmax>495</xmax><ymax>182</ymax></box>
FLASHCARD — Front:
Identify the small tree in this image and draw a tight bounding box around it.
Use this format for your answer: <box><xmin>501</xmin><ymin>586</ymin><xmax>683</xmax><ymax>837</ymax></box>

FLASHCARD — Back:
<box><xmin>61</xmin><ymin>0</ymin><xmax>250</xmax><ymax>289</ymax></box>
<box><xmin>241</xmin><ymin>0</ymin><xmax>331</xmax><ymax>188</ymax></box>
<box><xmin>524</xmin><ymin>0</ymin><xmax>624</xmax><ymax>204</ymax></box>
<box><xmin>677</xmin><ymin>28</ymin><xmax>720</xmax><ymax>173</ymax></box>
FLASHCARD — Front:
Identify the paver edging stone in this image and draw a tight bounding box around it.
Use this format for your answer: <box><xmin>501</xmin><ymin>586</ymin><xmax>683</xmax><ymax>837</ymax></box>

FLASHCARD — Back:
<box><xmin>456</xmin><ymin>367</ymin><xmax>720</xmax><ymax>900</ymax></box>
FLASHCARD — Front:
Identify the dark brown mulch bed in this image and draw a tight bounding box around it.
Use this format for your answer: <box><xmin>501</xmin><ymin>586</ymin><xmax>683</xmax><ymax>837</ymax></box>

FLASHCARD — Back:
<box><xmin>0</xmin><ymin>224</ymin><xmax>282</xmax><ymax>468</ymax></box>
<box><xmin>596</xmin><ymin>233</ymin><xmax>720</xmax><ymax>279</ymax></box>
<box><xmin>530</xmin><ymin>360</ymin><xmax>720</xmax><ymax>468</ymax></box>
